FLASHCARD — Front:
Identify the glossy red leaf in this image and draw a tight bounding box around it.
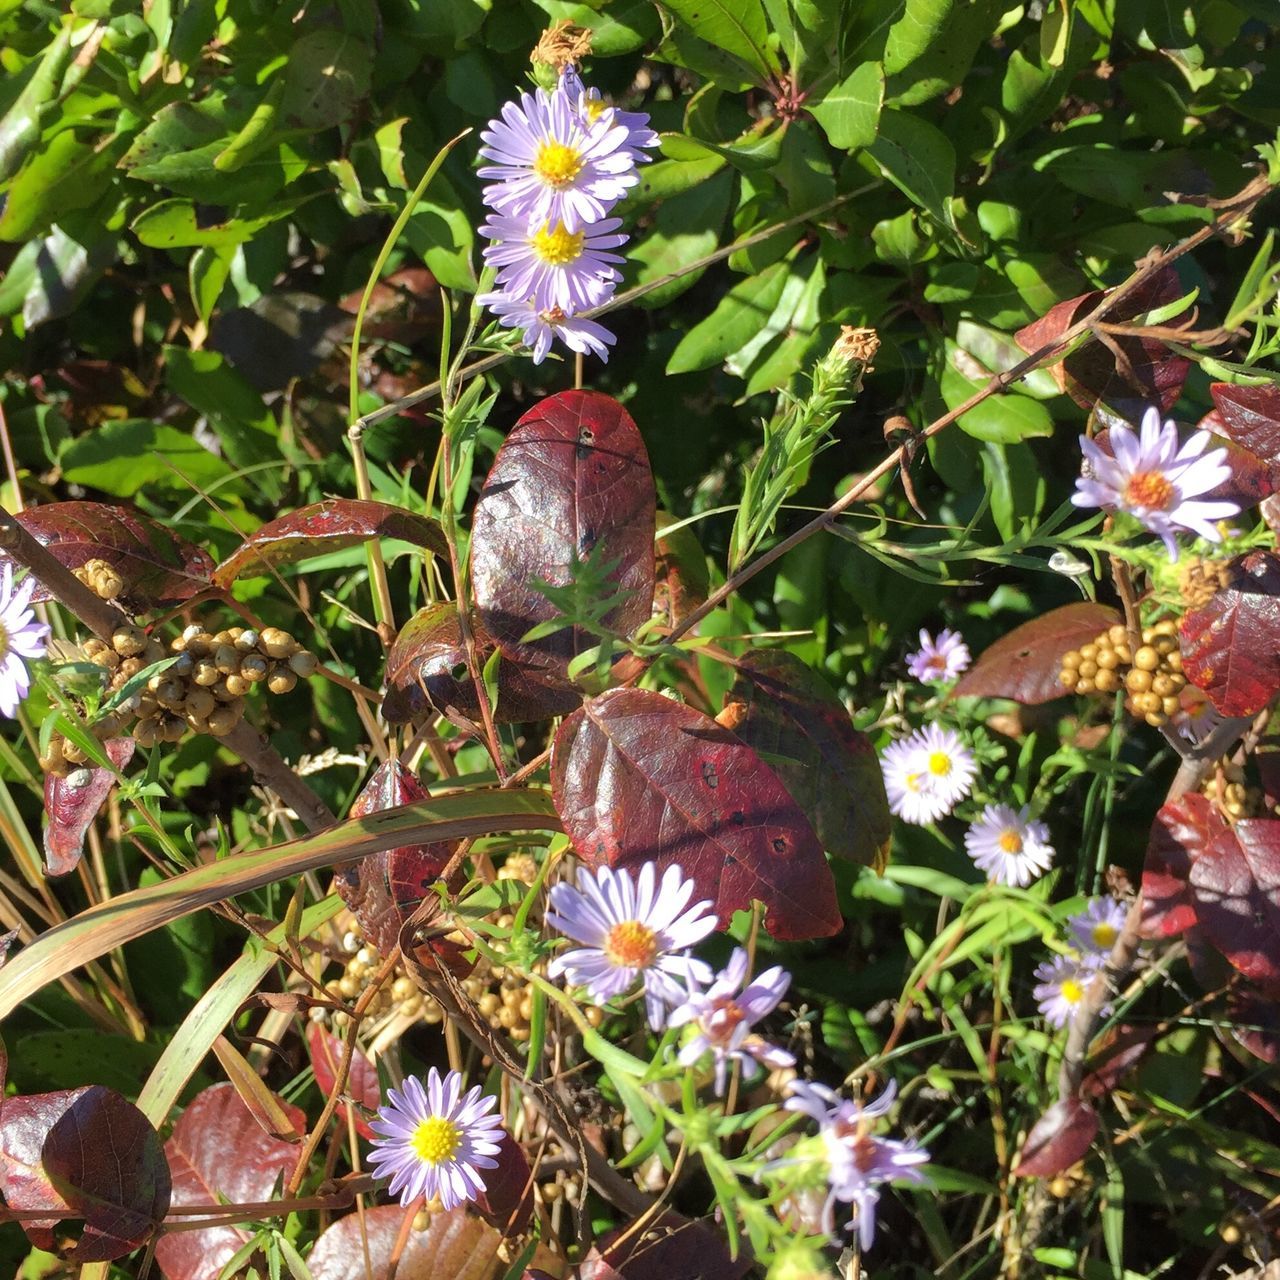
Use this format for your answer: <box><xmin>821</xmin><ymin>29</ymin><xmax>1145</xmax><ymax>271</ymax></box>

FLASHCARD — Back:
<box><xmin>952</xmin><ymin>603</ymin><xmax>1120</xmax><ymax>705</ymax></box>
<box><xmin>1082</xmin><ymin>1023</ymin><xmax>1160</xmax><ymax>1099</ymax></box>
<box><xmin>43</xmin><ymin>738</ymin><xmax>135</xmax><ymax>877</ymax></box>
<box><xmin>653</xmin><ymin>512</ymin><xmax>710</xmax><ymax>627</ymax></box>
<box><xmin>1014</xmin><ymin>268</ymin><xmax>1191</xmax><ymax>414</ymax></box>
<box><xmin>551</xmin><ymin>688</ymin><xmax>840</xmax><ymax>941</ymax></box>
<box><xmin>382</xmin><ymin>602</ymin><xmax>580</xmax><ymax>725</ymax></box>
<box><xmin>1189</xmin><ymin>816</ymin><xmax>1280</xmax><ymax>995</ymax></box>
<box><xmin>0</xmin><ymin>1085</ymin><xmax>170</xmax><ymax>1262</ymax></box>
<box><xmin>1180</xmin><ymin>550</ymin><xmax>1280</xmax><ymax>716</ymax></box>
<box><xmin>1013</xmin><ymin>1098</ymin><xmax>1099</xmax><ymax>1178</ymax></box>
<box><xmin>1192</xmin><ymin>409</ymin><xmax>1276</xmax><ymax>510</ymax></box>
<box><xmin>1209</xmin><ymin>381</ymin><xmax>1280</xmax><ymax>470</ymax></box>
<box><xmin>305</xmin><ymin>1024</ymin><xmax>379</xmax><ymax>1141</ymax></box>
<box><xmin>154</xmin><ymin>1082</ymin><xmax>305</xmax><ymax>1280</ymax></box>
<box><xmin>0</xmin><ymin>502</ymin><xmax>213</xmax><ymax>610</ymax></box>
<box><xmin>212</xmin><ymin>499</ymin><xmax>447</xmax><ymax>588</ymax></box>
<box><xmin>1139</xmin><ymin>792</ymin><xmax>1222</xmax><ymax>939</ymax></box>
<box><xmin>471</xmin><ymin>390</ymin><xmax>656</xmax><ymax>682</ymax></box>
<box><xmin>579</xmin><ymin>1211</ymin><xmax>750</xmax><ymax>1280</ymax></box>
<box><xmin>473</xmin><ymin>1132</ymin><xmax>533</xmax><ymax>1235</ymax></box>
<box><xmin>719</xmin><ymin>650</ymin><xmax>890</xmax><ymax>868</ymax></box>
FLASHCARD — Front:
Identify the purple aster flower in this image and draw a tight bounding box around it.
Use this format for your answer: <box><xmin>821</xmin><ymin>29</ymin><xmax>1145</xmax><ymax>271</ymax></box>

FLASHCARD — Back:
<box><xmin>545</xmin><ymin>862</ymin><xmax>717</xmax><ymax>1029</ymax></box>
<box><xmin>1070</xmin><ymin>406</ymin><xmax>1241</xmax><ymax>559</ymax></box>
<box><xmin>905</xmin><ymin>628</ymin><xmax>971</xmax><ymax>683</ymax></box>
<box><xmin>477</xmin><ymin>83</ymin><xmax>643</xmax><ymax>233</ymax></box>
<box><xmin>477</xmin><ymin>291</ymin><xmax>615</xmax><ymax>364</ymax></box>
<box><xmin>880</xmin><ymin>724</ymin><xmax>977</xmax><ymax>825</ymax></box>
<box><xmin>668</xmin><ymin>947</ymin><xmax>794</xmax><ymax>1095</ymax></box>
<box><xmin>368</xmin><ymin>1068</ymin><xmax>505</xmax><ymax>1210</ymax></box>
<box><xmin>479</xmin><ymin>213</ymin><xmax>626</xmax><ymax>315</ymax></box>
<box><xmin>1032</xmin><ymin>953</ymin><xmax>1108</xmax><ymax>1029</ymax></box>
<box><xmin>561</xmin><ymin>64</ymin><xmax>660</xmax><ymax>157</ymax></box>
<box><xmin>785</xmin><ymin>1079</ymin><xmax>930</xmax><ymax>1251</ymax></box>
<box><xmin>0</xmin><ymin>565</ymin><xmax>49</xmax><ymax>717</ymax></box>
<box><xmin>1067</xmin><ymin>896</ymin><xmax>1128</xmax><ymax>956</ymax></box>
<box><xmin>963</xmin><ymin>803</ymin><xmax>1055</xmax><ymax>888</ymax></box>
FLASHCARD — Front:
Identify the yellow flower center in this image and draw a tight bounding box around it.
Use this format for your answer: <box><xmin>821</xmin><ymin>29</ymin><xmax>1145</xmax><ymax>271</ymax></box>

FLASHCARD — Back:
<box><xmin>530</xmin><ymin>222</ymin><xmax>585</xmax><ymax>266</ymax></box>
<box><xmin>604</xmin><ymin>920</ymin><xmax>658</xmax><ymax>968</ymax></box>
<box><xmin>998</xmin><ymin>829</ymin><xmax>1024</xmax><ymax>854</ymax></box>
<box><xmin>0</xmin><ymin>621</ymin><xmax>9</xmax><ymax>663</ymax></box>
<box><xmin>905</xmin><ymin>771</ymin><xmax>925</xmax><ymax>794</ymax></box>
<box><xmin>1124</xmin><ymin>470</ymin><xmax>1175</xmax><ymax>511</ymax></box>
<box><xmin>534</xmin><ymin>140</ymin><xmax>584</xmax><ymax>188</ymax></box>
<box><xmin>585</xmin><ymin>98</ymin><xmax>608</xmax><ymax>123</ymax></box>
<box><xmin>1061</xmin><ymin>979</ymin><xmax>1085</xmax><ymax>1005</ymax></box>
<box><xmin>927</xmin><ymin>751</ymin><xmax>952</xmax><ymax>777</ymax></box>
<box><xmin>410</xmin><ymin>1116</ymin><xmax>462</xmax><ymax>1166</ymax></box>
<box><xmin>1092</xmin><ymin>923</ymin><xmax>1118</xmax><ymax>948</ymax></box>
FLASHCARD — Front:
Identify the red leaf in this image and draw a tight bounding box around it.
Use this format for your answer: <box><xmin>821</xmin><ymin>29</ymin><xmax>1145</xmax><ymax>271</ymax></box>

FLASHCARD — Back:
<box><xmin>382</xmin><ymin>603</ymin><xmax>580</xmax><ymax>726</ymax></box>
<box><xmin>952</xmin><ymin>603</ymin><xmax>1120</xmax><ymax>705</ymax></box>
<box><xmin>550</xmin><ymin>688</ymin><xmax>840</xmax><ymax>941</ymax></box>
<box><xmin>305</xmin><ymin>1024</ymin><xmax>379</xmax><ymax>1141</ymax></box>
<box><xmin>720</xmin><ymin>650</ymin><xmax>890</xmax><ymax>868</ymax></box>
<box><xmin>1209</xmin><ymin>381</ymin><xmax>1280</xmax><ymax>471</ymax></box>
<box><xmin>580</xmin><ymin>1211</ymin><xmax>749</xmax><ymax>1280</ymax></box>
<box><xmin>473</xmin><ymin>1132</ymin><xmax>533</xmax><ymax>1235</ymax></box>
<box><xmin>1193</xmin><ymin>409</ymin><xmax>1275</xmax><ymax>509</ymax></box>
<box><xmin>653</xmin><ymin>512</ymin><xmax>710</xmax><ymax>627</ymax></box>
<box><xmin>472</xmin><ymin>390</ymin><xmax>656</xmax><ymax>683</ymax></box>
<box><xmin>42</xmin><ymin>738</ymin><xmax>135</xmax><ymax>877</ymax></box>
<box><xmin>154</xmin><ymin>1082</ymin><xmax>305</xmax><ymax>1280</ymax></box>
<box><xmin>212</xmin><ymin>499</ymin><xmax>447</xmax><ymax>589</ymax></box>
<box><xmin>1082</xmin><ymin>1023</ymin><xmax>1160</xmax><ymax>1099</ymax></box>
<box><xmin>0</xmin><ymin>502</ymin><xmax>213</xmax><ymax>611</ymax></box>
<box><xmin>1179</xmin><ymin>550</ymin><xmax>1280</xmax><ymax>717</ymax></box>
<box><xmin>0</xmin><ymin>1086</ymin><xmax>170</xmax><ymax>1262</ymax></box>
<box><xmin>1226</xmin><ymin>985</ymin><xmax>1280</xmax><ymax>1064</ymax></box>
<box><xmin>1189</xmin><ymin>816</ymin><xmax>1280</xmax><ymax>995</ymax></box>
<box><xmin>1014</xmin><ymin>1099</ymin><xmax>1100</xmax><ymax>1178</ymax></box>
<box><xmin>1140</xmin><ymin>792</ymin><xmax>1223</xmax><ymax>939</ymax></box>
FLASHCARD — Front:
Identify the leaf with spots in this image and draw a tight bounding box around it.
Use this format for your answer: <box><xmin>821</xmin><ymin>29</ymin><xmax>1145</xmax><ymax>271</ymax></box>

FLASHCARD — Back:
<box><xmin>471</xmin><ymin>390</ymin><xmax>656</xmax><ymax>684</ymax></box>
<box><xmin>550</xmin><ymin>687</ymin><xmax>840</xmax><ymax>941</ymax></box>
<box><xmin>952</xmin><ymin>603</ymin><xmax>1120</xmax><ymax>704</ymax></box>
<box><xmin>43</xmin><ymin>738</ymin><xmax>135</xmax><ymax>877</ymax></box>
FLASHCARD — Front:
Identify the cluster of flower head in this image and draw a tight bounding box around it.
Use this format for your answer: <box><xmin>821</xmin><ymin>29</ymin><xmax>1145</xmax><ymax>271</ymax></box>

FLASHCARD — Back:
<box><xmin>476</xmin><ymin>64</ymin><xmax>657</xmax><ymax>364</ymax></box>
<box><xmin>0</xmin><ymin>565</ymin><xmax>49</xmax><ymax>719</ymax></box>
<box><xmin>1032</xmin><ymin>896</ymin><xmax>1126</xmax><ymax>1028</ymax></box>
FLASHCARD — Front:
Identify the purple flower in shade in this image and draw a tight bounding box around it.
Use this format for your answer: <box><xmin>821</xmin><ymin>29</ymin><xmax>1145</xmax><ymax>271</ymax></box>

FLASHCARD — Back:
<box><xmin>561</xmin><ymin>65</ymin><xmax>660</xmax><ymax>158</ymax></box>
<box><xmin>785</xmin><ymin>1079</ymin><xmax>930</xmax><ymax>1251</ymax></box>
<box><xmin>905</xmin><ymin>628</ymin><xmax>971</xmax><ymax>683</ymax></box>
<box><xmin>668</xmin><ymin>947</ymin><xmax>795</xmax><ymax>1095</ymax></box>
<box><xmin>1033</xmin><ymin>953</ymin><xmax>1108</xmax><ymax>1029</ymax></box>
<box><xmin>880</xmin><ymin>724</ymin><xmax>977</xmax><ymax>825</ymax></box>
<box><xmin>477</xmin><ymin>83</ymin><xmax>643</xmax><ymax>233</ymax></box>
<box><xmin>1070</xmin><ymin>406</ymin><xmax>1241</xmax><ymax>559</ymax></box>
<box><xmin>1067</xmin><ymin>897</ymin><xmax>1128</xmax><ymax>956</ymax></box>
<box><xmin>963</xmin><ymin>803</ymin><xmax>1055</xmax><ymax>888</ymax></box>
<box><xmin>545</xmin><ymin>862</ymin><xmax>717</xmax><ymax>1029</ymax></box>
<box><xmin>477</xmin><ymin>291</ymin><xmax>615</xmax><ymax>364</ymax></box>
<box><xmin>368</xmin><ymin>1069</ymin><xmax>505</xmax><ymax>1210</ymax></box>
<box><xmin>0</xmin><ymin>566</ymin><xmax>49</xmax><ymax>717</ymax></box>
<box><xmin>479</xmin><ymin>213</ymin><xmax>626</xmax><ymax>314</ymax></box>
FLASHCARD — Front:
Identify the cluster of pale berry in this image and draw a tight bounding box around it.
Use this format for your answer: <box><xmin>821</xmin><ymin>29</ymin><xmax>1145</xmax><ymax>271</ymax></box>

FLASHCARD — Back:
<box><xmin>1202</xmin><ymin>758</ymin><xmax>1263</xmax><ymax>821</ymax></box>
<box><xmin>73</xmin><ymin>557</ymin><xmax>125</xmax><ymax>601</ymax></box>
<box><xmin>1059</xmin><ymin>619</ymin><xmax>1187</xmax><ymax>727</ymax></box>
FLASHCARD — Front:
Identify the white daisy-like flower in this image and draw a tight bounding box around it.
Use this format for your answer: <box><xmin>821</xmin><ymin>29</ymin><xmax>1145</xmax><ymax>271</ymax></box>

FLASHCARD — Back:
<box><xmin>477</xmin><ymin>292</ymin><xmax>615</xmax><ymax>364</ymax></box>
<box><xmin>479</xmin><ymin>213</ymin><xmax>626</xmax><ymax>315</ymax></box>
<box><xmin>1070</xmin><ymin>406</ymin><xmax>1241</xmax><ymax>559</ymax></box>
<box><xmin>905</xmin><ymin>628</ymin><xmax>971</xmax><ymax>683</ymax></box>
<box><xmin>545</xmin><ymin>862</ymin><xmax>717</xmax><ymax>1029</ymax></box>
<box><xmin>880</xmin><ymin>725</ymin><xmax>977</xmax><ymax>825</ymax></box>
<box><xmin>1032</xmin><ymin>953</ymin><xmax>1107</xmax><ymax>1029</ymax></box>
<box><xmin>0</xmin><ymin>564</ymin><xmax>50</xmax><ymax>717</ymax></box>
<box><xmin>1067</xmin><ymin>897</ymin><xmax>1128</xmax><ymax>956</ymax></box>
<box><xmin>368</xmin><ymin>1069</ymin><xmax>506</xmax><ymax>1210</ymax></box>
<box><xmin>963</xmin><ymin>803</ymin><xmax>1055</xmax><ymax>887</ymax></box>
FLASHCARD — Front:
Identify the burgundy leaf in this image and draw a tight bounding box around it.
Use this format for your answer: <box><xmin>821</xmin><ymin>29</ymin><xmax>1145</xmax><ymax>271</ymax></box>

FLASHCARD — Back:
<box><xmin>1140</xmin><ymin>792</ymin><xmax>1223</xmax><ymax>939</ymax></box>
<box><xmin>382</xmin><ymin>603</ymin><xmax>580</xmax><ymax>726</ymax></box>
<box><xmin>1209</xmin><ymin>381</ymin><xmax>1280</xmax><ymax>470</ymax></box>
<box><xmin>719</xmin><ymin>650</ymin><xmax>890</xmax><ymax>868</ymax></box>
<box><xmin>653</xmin><ymin>512</ymin><xmax>710</xmax><ymax>627</ymax></box>
<box><xmin>212</xmin><ymin>499</ymin><xmax>447</xmax><ymax>589</ymax></box>
<box><xmin>952</xmin><ymin>603</ymin><xmax>1120</xmax><ymax>705</ymax></box>
<box><xmin>1013</xmin><ymin>1098</ymin><xmax>1099</xmax><ymax>1178</ymax></box>
<box><xmin>580</xmin><ymin>1211</ymin><xmax>750</xmax><ymax>1280</ymax></box>
<box><xmin>0</xmin><ymin>1086</ymin><xmax>170</xmax><ymax>1262</ymax></box>
<box><xmin>1014</xmin><ymin>267</ymin><xmax>1191</xmax><ymax>414</ymax></box>
<box><xmin>43</xmin><ymin>738</ymin><xmax>135</xmax><ymax>877</ymax></box>
<box><xmin>550</xmin><ymin>688</ymin><xmax>840</xmax><ymax>941</ymax></box>
<box><xmin>473</xmin><ymin>1132</ymin><xmax>533</xmax><ymax>1235</ymax></box>
<box><xmin>471</xmin><ymin>390</ymin><xmax>656</xmax><ymax>683</ymax></box>
<box><xmin>1227</xmin><ymin>984</ymin><xmax>1280</xmax><ymax>1064</ymax></box>
<box><xmin>0</xmin><ymin>502</ymin><xmax>213</xmax><ymax>611</ymax></box>
<box><xmin>1189</xmin><ymin>815</ymin><xmax>1280</xmax><ymax>995</ymax></box>
<box><xmin>1082</xmin><ymin>1023</ymin><xmax>1160</xmax><ymax>1099</ymax></box>
<box><xmin>305</xmin><ymin>1024</ymin><xmax>379</xmax><ymax>1141</ymax></box>
<box><xmin>1193</xmin><ymin>409</ymin><xmax>1275</xmax><ymax>510</ymax></box>
<box><xmin>154</xmin><ymin>1082</ymin><xmax>304</xmax><ymax>1280</ymax></box>
<box><xmin>1180</xmin><ymin>550</ymin><xmax>1280</xmax><ymax>717</ymax></box>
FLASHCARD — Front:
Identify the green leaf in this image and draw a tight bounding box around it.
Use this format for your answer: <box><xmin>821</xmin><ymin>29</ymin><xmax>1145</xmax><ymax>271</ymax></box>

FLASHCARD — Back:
<box><xmin>634</xmin><ymin>152</ymin><xmax>725</xmax><ymax>202</ymax></box>
<box><xmin>0</xmin><ymin>128</ymin><xmax>120</xmax><ymax>243</ymax></box>
<box><xmin>940</xmin><ymin>341</ymin><xmax>1055</xmax><ymax>443</ymax></box>
<box><xmin>188</xmin><ymin>245</ymin><xmax>233</xmax><ymax>326</ymax></box>
<box><xmin>883</xmin><ymin>0</ymin><xmax>953</xmax><ymax>75</ymax></box>
<box><xmin>810</xmin><ymin>60</ymin><xmax>884</xmax><ymax>150</ymax></box>
<box><xmin>278</xmin><ymin>28</ymin><xmax>373</xmax><ymax>130</ymax></box>
<box><xmin>658</xmin><ymin>123</ymin><xmax>784</xmax><ymax>172</ymax></box>
<box><xmin>60</xmin><ymin>419</ymin><xmax>236</xmax><ymax>495</ymax></box>
<box><xmin>865</xmin><ymin>108</ymin><xmax>955</xmax><ymax>226</ymax></box>
<box><xmin>631</xmin><ymin>168</ymin><xmax>733</xmax><ymax>308</ymax></box>
<box><xmin>130</xmin><ymin>197</ymin><xmax>296</xmax><ymax>249</ymax></box>
<box><xmin>660</xmin><ymin>0</ymin><xmax>778</xmax><ymax>84</ymax></box>
<box><xmin>667</xmin><ymin>258</ymin><xmax>791</xmax><ymax>374</ymax></box>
